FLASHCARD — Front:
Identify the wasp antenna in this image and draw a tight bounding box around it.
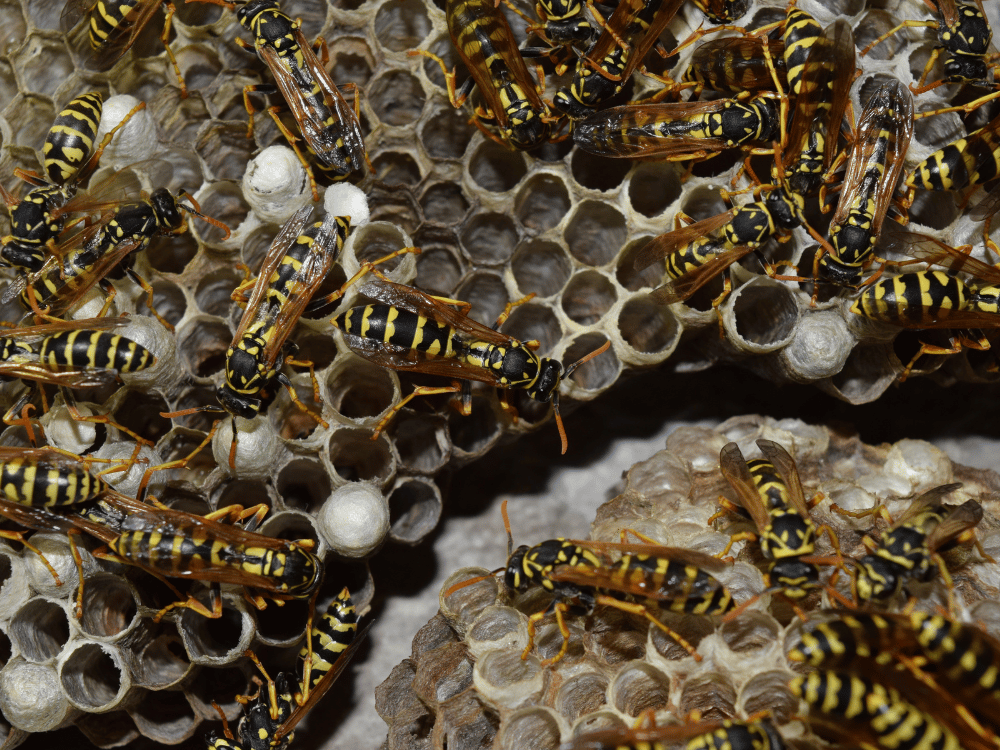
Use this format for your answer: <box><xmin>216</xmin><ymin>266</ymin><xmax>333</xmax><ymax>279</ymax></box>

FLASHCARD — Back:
<box><xmin>178</xmin><ymin>193</ymin><xmax>232</xmax><ymax>240</ymax></box>
<box><xmin>722</xmin><ymin>590</ymin><xmax>765</xmax><ymax>622</ymax></box>
<box><xmin>563</xmin><ymin>340</ymin><xmax>611</xmax><ymax>378</ymax></box>
<box><xmin>160</xmin><ymin>404</ymin><xmax>226</xmax><ymax>419</ymax></box>
<box><xmin>443</xmin><ymin>570</ymin><xmax>501</xmax><ymax>599</ymax></box>
<box><xmin>553</xmin><ymin>394</ymin><xmax>569</xmax><ymax>455</ymax></box>
<box><xmin>228</xmin><ymin>416</ymin><xmax>239</xmax><ymax>471</ymax></box>
<box><xmin>501</xmin><ymin>500</ymin><xmax>514</xmax><ymax>559</ymax></box>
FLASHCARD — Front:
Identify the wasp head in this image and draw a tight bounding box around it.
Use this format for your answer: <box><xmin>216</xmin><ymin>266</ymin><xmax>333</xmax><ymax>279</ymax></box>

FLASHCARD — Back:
<box><xmin>504</xmin><ymin>545</ymin><xmax>531</xmax><ymax>592</ymax></box>
<box><xmin>526</xmin><ymin>357</ymin><xmax>564</xmax><ymax>403</ymax></box>
<box><xmin>854</xmin><ymin>557</ymin><xmax>898</xmax><ymax>602</ymax></box>
<box><xmin>149</xmin><ymin>188</ymin><xmax>184</xmax><ymax>232</ymax></box>
<box><xmin>237</xmin><ymin>0</ymin><xmax>278</xmax><ymax>27</ymax></box>
<box><xmin>216</xmin><ymin>383</ymin><xmax>262</xmax><ymax>420</ymax></box>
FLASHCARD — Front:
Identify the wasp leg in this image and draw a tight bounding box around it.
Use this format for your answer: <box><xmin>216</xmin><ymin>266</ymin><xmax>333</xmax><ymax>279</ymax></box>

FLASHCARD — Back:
<box><xmin>913</xmin><ymin>88</ymin><xmax>1000</xmax><ymax>120</ymax></box>
<box><xmin>61</xmin><ymin>387</ymin><xmax>153</xmax><ymax>449</ymax></box>
<box><xmin>153</xmin><ymin>583</ymin><xmax>224</xmax><ymax>622</ymax></box>
<box><xmin>859</xmin><ymin>19</ymin><xmax>937</xmax><ymax>58</ymax></box>
<box><xmin>373</xmin><ymin>384</ymin><xmax>463</xmax><ymax>440</ymax></box>
<box><xmin>159</xmin><ymin>2</ymin><xmax>188</xmax><ymax>98</ymax></box>
<box><xmin>536</xmin><ymin>601</ymin><xmax>574</xmax><ymax>666</ymax></box>
<box><xmin>241</xmin><ymin>79</ymin><xmax>281</xmax><ymax>141</ymax></box>
<box><xmin>263</xmin><ymin>106</ymin><xmax>321</xmax><ymax>202</ymax></box>
<box><xmin>283</xmin><ymin>355</ymin><xmax>323</xmax><ymax>417</ymax></box>
<box><xmin>4</xmin><ymin>530</ymin><xmax>62</xmax><ymax>585</ymax></box>
<box><xmin>136</xmin><ymin>419</ymin><xmax>222</xmax><ymax>499</ymax></box>
<box><xmin>124</xmin><ymin>268</ymin><xmax>175</xmax><ymax>332</ymax></box>
<box><xmin>2</xmin><ymin>398</ymin><xmax>40</xmax><ymax>445</ymax></box>
<box><xmin>408</xmin><ymin>50</ymin><xmax>471</xmax><ymax>108</ymax></box>
<box><xmin>830</xmin><ymin>502</ymin><xmax>894</xmax><ymax>525</ymax></box>
<box><xmin>76</xmin><ymin>100</ymin><xmax>148</xmax><ymax>185</ymax></box>
<box><xmin>898</xmin><ymin>338</ymin><xmax>964</xmax><ymax>382</ymax></box>
<box><xmin>321</xmin><ymin>246</ymin><xmax>422</xmax><ymax>307</ymax></box>
<box><xmin>595</xmin><ymin>595</ymin><xmax>701</xmax><ymax>660</ymax></box>
<box><xmin>491</xmin><ymin>294</ymin><xmax>537</xmax><ymax>331</ymax></box>
<box><xmin>244</xmin><ymin>649</ymin><xmax>282</xmax><ymax>721</ymax></box>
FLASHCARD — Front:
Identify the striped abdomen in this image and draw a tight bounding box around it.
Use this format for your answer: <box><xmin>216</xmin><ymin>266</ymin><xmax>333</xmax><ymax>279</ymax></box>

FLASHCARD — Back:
<box><xmin>37</xmin><ymin>329</ymin><xmax>155</xmax><ymax>373</ymax></box>
<box><xmin>0</xmin><ymin>457</ymin><xmax>107</xmax><ymax>507</ymax></box>
<box><xmin>782</xmin><ymin>7</ymin><xmax>821</xmax><ymax>95</ymax></box>
<box><xmin>44</xmin><ymin>92</ymin><xmax>103</xmax><ymax>185</ymax></box>
<box><xmin>851</xmin><ymin>271</ymin><xmax>969</xmax><ymax>325</ymax></box>
<box><xmin>299</xmin><ymin>587</ymin><xmax>360</xmax><ymax>693</ymax></box>
<box><xmin>88</xmin><ymin>0</ymin><xmax>140</xmax><ymax>52</ymax></box>
<box><xmin>608</xmin><ymin>554</ymin><xmax>733</xmax><ymax>614</ymax></box>
<box><xmin>336</xmin><ymin>304</ymin><xmax>460</xmax><ymax>357</ymax></box>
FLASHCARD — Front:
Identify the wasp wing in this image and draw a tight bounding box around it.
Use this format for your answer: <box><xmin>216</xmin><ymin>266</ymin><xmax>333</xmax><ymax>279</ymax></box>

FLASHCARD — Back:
<box><xmin>925</xmin><ymin>499</ymin><xmax>983</xmax><ymax>552</ymax></box>
<box><xmin>756</xmin><ymin>439</ymin><xmax>811</xmax><ymax>517</ymax></box>
<box><xmin>719</xmin><ymin>441</ymin><xmax>772</xmax><ymax>533</ymax></box>
<box><xmin>891</xmin><ymin>482</ymin><xmax>963</xmax><ymax>528</ymax></box>
<box><xmin>633</xmin><ymin>209</ymin><xmax>736</xmax><ymax>272</ymax></box>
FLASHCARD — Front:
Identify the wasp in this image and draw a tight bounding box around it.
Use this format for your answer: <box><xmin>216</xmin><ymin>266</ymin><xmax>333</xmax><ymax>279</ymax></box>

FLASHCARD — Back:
<box><xmin>162</xmin><ymin>207</ymin><xmax>346</xmax><ymax>469</ymax></box>
<box><xmin>833</xmin><ymin>483</ymin><xmax>986</xmax><ymax>606</ymax></box>
<box><xmin>412</xmin><ymin>0</ymin><xmax>552</xmax><ymax>150</ymax></box>
<box><xmin>716</xmin><ymin>440</ymin><xmax>843</xmax><ymax>614</ymax></box>
<box><xmin>572</xmin><ymin>94</ymin><xmax>781</xmax><ymax>160</ymax></box>
<box><xmin>60</xmin><ymin>0</ymin><xmax>187</xmax><ymax>96</ymax></box>
<box><xmin>849</xmin><ymin>230</ymin><xmax>1000</xmax><ymax>379</ymax></box>
<box><xmin>905</xmin><ymin>106</ymin><xmax>1000</xmax><ymax>198</ymax></box>
<box><xmin>818</xmin><ymin>78</ymin><xmax>914</xmax><ymax>285</ymax></box>
<box><xmin>862</xmin><ymin>0</ymin><xmax>998</xmax><ymax>103</ymax></box>
<box><xmin>448</xmin><ymin>503</ymin><xmax>734</xmax><ymax>665</ymax></box>
<box><xmin>680</xmin><ymin>35</ymin><xmax>787</xmax><ymax>96</ymax></box>
<box><xmin>791</xmin><ymin>670</ymin><xmax>966</xmax><ymax>750</ymax></box>
<box><xmin>563</xmin><ymin>718</ymin><xmax>785</xmax><ymax>750</ymax></box>
<box><xmin>692</xmin><ymin>0</ymin><xmax>750</xmax><ymax>25</ymax></box>
<box><xmin>552</xmin><ymin>0</ymin><xmax>686</xmax><ymax>119</ymax></box>
<box><xmin>0</xmin><ymin>95</ymin><xmax>144</xmax><ymax>277</ymax></box>
<box><xmin>519</xmin><ymin>0</ymin><xmax>595</xmax><ymax>58</ymax></box>
<box><xmin>0</xmin><ymin>317</ymin><xmax>157</xmax><ymax>446</ymax></box>
<box><xmin>11</xmin><ymin>183</ymin><xmax>228</xmax><ymax>328</ymax></box>
<box><xmin>220</xmin><ymin>0</ymin><xmax>371</xmax><ymax>199</ymax></box>
<box><xmin>781</xmin><ymin>4</ymin><xmax>824</xmax><ymax>97</ymax></box>
<box><xmin>632</xmin><ymin>19</ymin><xmax>853</xmax><ymax>308</ymax></box>
<box><xmin>205</xmin><ymin>670</ymin><xmax>297</xmax><ymax>750</ymax></box>
<box><xmin>331</xmin><ymin>264</ymin><xmax>610</xmax><ymax>454</ymax></box>
<box><xmin>787</xmin><ymin>611</ymin><xmax>915</xmax><ymax>670</ymax></box>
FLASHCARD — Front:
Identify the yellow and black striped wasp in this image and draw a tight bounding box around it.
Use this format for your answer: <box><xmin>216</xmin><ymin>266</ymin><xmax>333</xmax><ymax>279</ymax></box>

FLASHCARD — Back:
<box><xmin>412</xmin><ymin>0</ymin><xmax>553</xmax><ymax>150</ymax></box>
<box><xmin>449</xmin><ymin>503</ymin><xmax>734</xmax><ymax>666</ymax></box>
<box><xmin>791</xmin><ymin>670</ymin><xmax>977</xmax><ymax>750</ymax></box>
<box><xmin>0</xmin><ymin>94</ymin><xmax>144</xmax><ymax>279</ymax></box>
<box><xmin>861</xmin><ymin>0</ymin><xmax>999</xmax><ymax>105</ymax></box>
<box><xmin>331</xmin><ymin>266</ymin><xmax>610</xmax><ymax>454</ymax></box>
<box><xmin>906</xmin><ymin>106</ymin><xmax>1000</xmax><ymax>196</ymax></box>
<box><xmin>552</xmin><ymin>0</ymin><xmax>686</xmax><ymax>120</ymax></box>
<box><xmin>680</xmin><ymin>35</ymin><xmax>787</xmax><ymax>96</ymax></box>
<box><xmin>8</xmin><ymin>176</ymin><xmax>229</xmax><ymax>328</ymax></box>
<box><xmin>632</xmin><ymin>18</ymin><xmax>854</xmax><ymax>309</ymax></box>
<box><xmin>563</xmin><ymin>718</ymin><xmax>785</xmax><ymax>750</ymax></box>
<box><xmin>572</xmin><ymin>94</ymin><xmax>781</xmax><ymax>160</ymax></box>
<box><xmin>849</xmin><ymin>229</ymin><xmax>1000</xmax><ymax>379</ymax></box>
<box><xmin>60</xmin><ymin>0</ymin><xmax>188</xmax><ymax>96</ymax></box>
<box><xmin>692</xmin><ymin>0</ymin><xmax>750</xmax><ymax>25</ymax></box>
<box><xmin>0</xmin><ymin>317</ymin><xmax>156</xmax><ymax>446</ymax></box>
<box><xmin>215</xmin><ymin>0</ymin><xmax>371</xmax><ymax>199</ymax></box>
<box><xmin>832</xmin><ymin>482</ymin><xmax>988</xmax><ymax>607</ymax></box>
<box><xmin>162</xmin><ymin>207</ymin><xmax>347</xmax><ymax>468</ymax></box>
<box><xmin>817</xmin><ymin>78</ymin><xmax>913</xmax><ymax>285</ymax></box>
<box><xmin>519</xmin><ymin>0</ymin><xmax>596</xmax><ymax>60</ymax></box>
<box><xmin>716</xmin><ymin>439</ymin><xmax>843</xmax><ymax>616</ymax></box>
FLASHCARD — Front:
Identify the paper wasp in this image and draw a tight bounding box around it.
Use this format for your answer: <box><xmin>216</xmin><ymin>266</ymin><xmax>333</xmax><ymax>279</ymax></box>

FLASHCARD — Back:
<box><xmin>716</xmin><ymin>440</ymin><xmax>843</xmax><ymax>615</ymax></box>
<box><xmin>632</xmin><ymin>19</ymin><xmax>853</xmax><ymax>308</ymax></box>
<box><xmin>849</xmin><ymin>230</ymin><xmax>1000</xmax><ymax>378</ymax></box>
<box><xmin>552</xmin><ymin>0</ymin><xmax>686</xmax><ymax>119</ymax></box>
<box><xmin>563</xmin><ymin>718</ymin><xmax>785</xmax><ymax>750</ymax></box>
<box><xmin>832</xmin><ymin>482</ymin><xmax>987</xmax><ymax>606</ymax></box>
<box><xmin>412</xmin><ymin>0</ymin><xmax>552</xmax><ymax>150</ymax></box>
<box><xmin>207</xmin><ymin>588</ymin><xmax>367</xmax><ymax>748</ymax></box>
<box><xmin>331</xmin><ymin>264</ymin><xmax>609</xmax><ymax>454</ymax></box>
<box><xmin>9</xmin><ymin>181</ymin><xmax>228</xmax><ymax>328</ymax></box>
<box><xmin>692</xmin><ymin>0</ymin><xmax>750</xmax><ymax>25</ymax></box>
<box><xmin>447</xmin><ymin>503</ymin><xmax>734</xmax><ymax>666</ymax></box>
<box><xmin>817</xmin><ymin>78</ymin><xmax>913</xmax><ymax>285</ymax></box>
<box><xmin>0</xmin><ymin>95</ymin><xmax>143</xmax><ymax>278</ymax></box>
<box><xmin>162</xmin><ymin>207</ymin><xmax>346</xmax><ymax>469</ymax></box>
<box><xmin>572</xmin><ymin>94</ymin><xmax>781</xmax><ymax>160</ymax></box>
<box><xmin>60</xmin><ymin>0</ymin><xmax>187</xmax><ymax>96</ymax></box>
<box><xmin>861</xmin><ymin>0</ymin><xmax>999</xmax><ymax>102</ymax></box>
<box><xmin>680</xmin><ymin>35</ymin><xmax>787</xmax><ymax>96</ymax></box>
<box><xmin>520</xmin><ymin>0</ymin><xmax>596</xmax><ymax>59</ymax></box>
<box><xmin>791</xmin><ymin>670</ymin><xmax>968</xmax><ymax>750</ymax></box>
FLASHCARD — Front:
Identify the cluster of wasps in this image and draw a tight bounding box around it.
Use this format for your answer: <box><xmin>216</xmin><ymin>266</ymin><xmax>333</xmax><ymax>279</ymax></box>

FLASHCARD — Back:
<box><xmin>425</xmin><ymin>0</ymin><xmax>1000</xmax><ymax>378</ymax></box>
<box><xmin>441</xmin><ymin>437</ymin><xmax>997</xmax><ymax>750</ymax></box>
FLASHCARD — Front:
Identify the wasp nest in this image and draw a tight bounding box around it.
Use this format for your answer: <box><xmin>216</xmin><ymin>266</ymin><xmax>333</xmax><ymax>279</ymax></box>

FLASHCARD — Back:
<box><xmin>375</xmin><ymin>415</ymin><xmax>1000</xmax><ymax>750</ymax></box>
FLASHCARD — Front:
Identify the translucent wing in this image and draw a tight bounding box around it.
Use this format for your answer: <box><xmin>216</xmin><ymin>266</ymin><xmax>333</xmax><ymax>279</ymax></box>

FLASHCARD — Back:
<box><xmin>756</xmin><ymin>439</ymin><xmax>810</xmax><ymax>517</ymax></box>
<box><xmin>719</xmin><ymin>441</ymin><xmax>772</xmax><ymax>533</ymax></box>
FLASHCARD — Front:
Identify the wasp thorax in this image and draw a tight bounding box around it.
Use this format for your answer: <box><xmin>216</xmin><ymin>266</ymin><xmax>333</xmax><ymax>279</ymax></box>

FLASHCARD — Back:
<box><xmin>217</xmin><ymin>384</ymin><xmax>262</xmax><ymax>419</ymax></box>
<box><xmin>499</xmin><ymin>345</ymin><xmax>540</xmax><ymax>386</ymax></box>
<box><xmin>237</xmin><ymin>0</ymin><xmax>277</xmax><ymax>26</ymax></box>
<box><xmin>505</xmin><ymin>546</ymin><xmax>530</xmax><ymax>592</ymax></box>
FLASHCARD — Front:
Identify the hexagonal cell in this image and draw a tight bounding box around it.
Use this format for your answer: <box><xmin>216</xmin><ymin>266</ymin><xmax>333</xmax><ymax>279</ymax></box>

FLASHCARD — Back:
<box><xmin>129</xmin><ymin>688</ymin><xmax>197</xmax><ymax>744</ymax></box>
<box><xmin>515</xmin><ymin>173</ymin><xmax>571</xmax><ymax>232</ymax></box>
<box><xmin>511</xmin><ymin>239</ymin><xmax>572</xmax><ymax>298</ymax></box>
<box><xmin>460</xmin><ymin>212</ymin><xmax>519</xmax><ymax>266</ymax></box>
<box><xmin>617</xmin><ymin>296</ymin><xmax>681</xmax><ymax>355</ymax></box>
<box><xmin>174</xmin><ymin>0</ymin><xmax>223</xmax><ymax>24</ymax></box>
<box><xmin>9</xmin><ymin>598</ymin><xmax>69</xmax><ymax>663</ymax></box>
<box><xmin>179</xmin><ymin>595</ymin><xmax>253</xmax><ymax>662</ymax></box>
<box><xmin>14</xmin><ymin>38</ymin><xmax>73</xmax><ymax>99</ymax></box>
<box><xmin>681</xmin><ymin>185</ymin><xmax>728</xmax><ymax>221</ymax></box>
<box><xmin>130</xmin><ymin>631</ymin><xmax>191</xmax><ymax>690</ymax></box>
<box><xmin>726</xmin><ymin>280</ymin><xmax>799</xmax><ymax>351</ymax></box>
<box><xmin>498</xmin><ymin>707</ymin><xmax>559</xmax><ymax>750</ymax></box>
<box><xmin>276</xmin><ymin>458</ymin><xmax>332</xmax><ymax>512</ymax></box>
<box><xmin>677</xmin><ymin>672</ymin><xmax>737</xmax><ymax>722</ymax></box>
<box><xmin>77</xmin><ymin>575</ymin><xmax>139</xmax><ymax>640</ymax></box>
<box><xmin>196</xmin><ymin>122</ymin><xmax>256</xmax><ymax>182</ymax></box>
<box><xmin>0</xmin><ymin>1</ymin><xmax>26</xmax><ymax>47</ymax></box>
<box><xmin>59</xmin><ymin>642</ymin><xmax>127</xmax><ymax>711</ymax></box>
<box><xmin>562</xmin><ymin>270</ymin><xmax>617</xmax><ymax>326</ymax></box>
<box><xmin>330</xmin><ymin>37</ymin><xmax>375</xmax><ymax>87</ymax></box>
<box><xmin>76</xmin><ymin>710</ymin><xmax>139</xmax><ymax>748</ymax></box>
<box><xmin>374</xmin><ymin>0</ymin><xmax>433</xmax><ymax>51</ymax></box>
<box><xmin>609</xmin><ymin>662</ymin><xmax>670</xmax><ymax>717</ymax></box>
<box><xmin>348</xmin><ymin>221</ymin><xmax>414</xmax><ymax>269</ymax></box>
<box><xmin>372</xmin><ymin>151</ymin><xmax>422</xmax><ymax>186</ymax></box>
<box><xmin>326</xmin><ymin>356</ymin><xmax>395</xmax><ymax>421</ymax></box>
<box><xmin>255</xmin><ymin>594</ymin><xmax>310</xmax><ymax>645</ymax></box>
<box><xmin>421</xmin><ymin>105</ymin><xmax>474</xmax><ymax>160</ymax></box>
<box><xmin>392</xmin><ymin>414</ymin><xmax>449</xmax><ymax>474</ymax></box>
<box><xmin>113</xmin><ymin>391</ymin><xmax>173</xmax><ymax>445</ymax></box>
<box><xmin>141</xmin><ymin>279</ymin><xmax>187</xmax><ymax>328</ymax></box>
<box><xmin>448</xmin><ymin>395</ymin><xmax>501</xmax><ymax>456</ymax></box>
<box><xmin>0</xmin><ymin>60</ymin><xmax>16</xmax><ymax>107</ymax></box>
<box><xmin>367</xmin><ymin>183</ymin><xmax>422</xmax><ymax>236</ymax></box>
<box><xmin>328</xmin><ymin>428</ymin><xmax>396</xmax><ymax>484</ymax></box>
<box><xmin>421</xmin><ymin>182</ymin><xmax>470</xmax><ymax>224</ymax></box>
<box><xmin>469</xmin><ymin>140</ymin><xmax>528</xmax><ymax>193</ymax></box>
<box><xmin>503</xmin><ymin>303</ymin><xmax>562</xmax><ymax>353</ymax></box>
<box><xmin>629</xmin><ymin>161</ymin><xmax>683</xmax><ymax>218</ymax></box>
<box><xmin>719</xmin><ymin>611</ymin><xmax>781</xmax><ymax>653</ymax></box>
<box><xmin>271</xmin><ymin>376</ymin><xmax>326</xmax><ymax>442</ymax></box>
<box><xmin>148</xmin><ymin>230</ymin><xmax>200</xmax><ymax>274</ymax></box>
<box><xmin>740</xmin><ymin>670</ymin><xmax>798</xmax><ymax>723</ymax></box>
<box><xmin>194</xmin><ymin>181</ymin><xmax>250</xmax><ymax>244</ymax></box>
<box><xmin>215</xmin><ymin>478</ymin><xmax>274</xmax><ymax>511</ymax></box>
<box><xmin>177</xmin><ymin>317</ymin><xmax>231</xmax><ymax>378</ymax></box>
<box><xmin>389</xmin><ymin>478</ymin><xmax>443</xmax><ymax>544</ymax></box>
<box><xmin>615</xmin><ymin>235</ymin><xmax>662</xmax><ymax>293</ymax></box>
<box><xmin>455</xmin><ymin>271</ymin><xmax>509</xmax><ymax>327</ymax></box>
<box><xmin>369</xmin><ymin>70</ymin><xmax>426</xmax><ymax>126</ymax></box>
<box><xmin>564</xmin><ymin>334</ymin><xmax>618</xmax><ymax>391</ymax></box>
<box><xmin>194</xmin><ymin>268</ymin><xmax>242</xmax><ymax>317</ymax></box>
<box><xmin>8</xmin><ymin>96</ymin><xmax>54</xmax><ymax>149</ymax></box>
<box><xmin>555</xmin><ymin>672</ymin><xmax>609</xmax><ymax>724</ymax></box>
<box><xmin>571</xmin><ymin>148</ymin><xmax>630</xmax><ymax>192</ymax></box>
<box><xmin>291</xmin><ymin>331</ymin><xmax>337</xmax><ymax>370</ymax></box>
<box><xmin>167</xmin><ymin>390</ymin><xmax>221</xmax><ymax>433</ymax></box>
<box><xmin>565</xmin><ymin>201</ymin><xmax>627</xmax><ymax>267</ymax></box>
